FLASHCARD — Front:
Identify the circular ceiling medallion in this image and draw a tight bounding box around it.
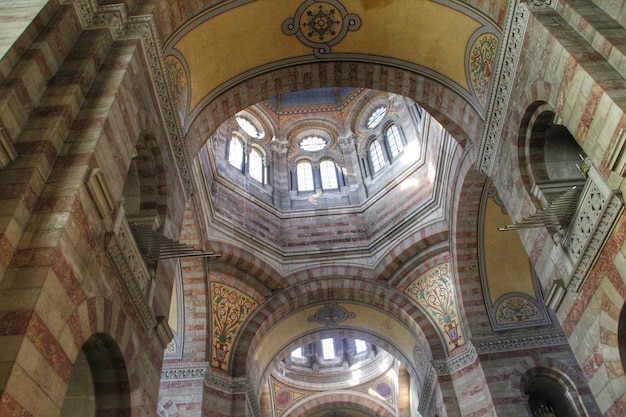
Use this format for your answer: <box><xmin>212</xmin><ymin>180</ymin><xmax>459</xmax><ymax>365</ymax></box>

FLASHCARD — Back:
<box><xmin>283</xmin><ymin>0</ymin><xmax>361</xmax><ymax>57</ymax></box>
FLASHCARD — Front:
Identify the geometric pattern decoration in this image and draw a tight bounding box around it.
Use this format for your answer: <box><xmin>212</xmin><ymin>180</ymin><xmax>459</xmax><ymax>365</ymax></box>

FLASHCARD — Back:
<box><xmin>283</xmin><ymin>0</ymin><xmax>361</xmax><ymax>58</ymax></box>
<box><xmin>405</xmin><ymin>262</ymin><xmax>465</xmax><ymax>353</ymax></box>
<box><xmin>210</xmin><ymin>283</ymin><xmax>258</xmax><ymax>371</ymax></box>
<box><xmin>468</xmin><ymin>32</ymin><xmax>498</xmax><ymax>107</ymax></box>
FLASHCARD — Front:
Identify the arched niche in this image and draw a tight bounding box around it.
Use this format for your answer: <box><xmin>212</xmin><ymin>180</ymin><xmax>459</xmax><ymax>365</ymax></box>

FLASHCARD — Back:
<box><xmin>519</xmin><ymin>102</ymin><xmax>586</xmax><ymax>209</ymax></box>
<box><xmin>61</xmin><ymin>333</ymin><xmax>130</xmax><ymax>417</ymax></box>
<box><xmin>521</xmin><ymin>367</ymin><xmax>585</xmax><ymax>417</ymax></box>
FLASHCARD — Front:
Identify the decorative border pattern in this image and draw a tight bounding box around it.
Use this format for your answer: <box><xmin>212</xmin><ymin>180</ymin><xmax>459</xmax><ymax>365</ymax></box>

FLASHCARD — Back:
<box><xmin>563</xmin><ymin>166</ymin><xmax>624</xmax><ymax>292</ymax></box>
<box><xmin>475</xmin><ymin>1</ymin><xmax>530</xmax><ymax>174</ymax></box>
<box><xmin>476</xmin><ymin>0</ymin><xmax>558</xmax><ymax>174</ymax></box>
<box><xmin>66</xmin><ymin>0</ymin><xmax>195</xmax><ymax>197</ymax></box>
<box><xmin>205</xmin><ymin>371</ymin><xmax>262</xmax><ymax>417</ymax></box>
<box><xmin>431</xmin><ymin>342</ymin><xmax>477</xmax><ymax>375</ymax></box>
<box><xmin>161</xmin><ymin>362</ymin><xmax>208</xmax><ymax>380</ymax></box>
<box><xmin>283</xmin><ymin>0</ymin><xmax>361</xmax><ymax>58</ymax></box>
<box><xmin>105</xmin><ymin>207</ymin><xmax>157</xmax><ymax>331</ymax></box>
<box><xmin>418</xmin><ymin>366</ymin><xmax>438</xmax><ymax>416</ymax></box>
<box><xmin>474</xmin><ymin>331</ymin><xmax>568</xmax><ymax>353</ymax></box>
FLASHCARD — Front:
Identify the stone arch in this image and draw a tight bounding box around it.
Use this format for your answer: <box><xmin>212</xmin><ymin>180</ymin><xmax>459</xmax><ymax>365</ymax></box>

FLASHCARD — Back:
<box><xmin>283</xmin><ymin>393</ymin><xmax>396</xmax><ymax>417</ymax></box>
<box><xmin>185</xmin><ymin>62</ymin><xmax>482</xmax><ymax>158</ymax></box>
<box><xmin>63</xmin><ymin>297</ymin><xmax>151</xmax><ymax>416</ymax></box>
<box><xmin>520</xmin><ymin>367</ymin><xmax>587</xmax><ymax>417</ymax></box>
<box><xmin>504</xmin><ymin>354</ymin><xmax>597</xmax><ymax>416</ymax></box>
<box><xmin>232</xmin><ymin>277</ymin><xmax>446</xmax><ymax>388</ymax></box>
<box><xmin>207</xmin><ymin>240</ymin><xmax>286</xmax><ymax>290</ymax></box>
<box><xmin>60</xmin><ymin>333</ymin><xmax>131</xmax><ymax>417</ymax></box>
<box><xmin>517</xmin><ymin>101</ymin><xmax>585</xmax><ymax>209</ymax></box>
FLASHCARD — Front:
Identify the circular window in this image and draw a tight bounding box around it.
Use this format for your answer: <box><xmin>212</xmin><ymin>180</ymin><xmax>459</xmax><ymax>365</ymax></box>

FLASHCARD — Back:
<box><xmin>236</xmin><ymin>115</ymin><xmax>264</xmax><ymax>139</ymax></box>
<box><xmin>299</xmin><ymin>135</ymin><xmax>327</xmax><ymax>152</ymax></box>
<box><xmin>367</xmin><ymin>106</ymin><xmax>386</xmax><ymax>129</ymax></box>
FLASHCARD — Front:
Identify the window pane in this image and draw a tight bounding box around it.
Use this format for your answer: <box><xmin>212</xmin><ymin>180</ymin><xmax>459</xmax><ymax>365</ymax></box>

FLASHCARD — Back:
<box><xmin>386</xmin><ymin>125</ymin><xmax>404</xmax><ymax>157</ymax></box>
<box><xmin>300</xmin><ymin>136</ymin><xmax>327</xmax><ymax>152</ymax></box>
<box><xmin>296</xmin><ymin>162</ymin><xmax>314</xmax><ymax>191</ymax></box>
<box><xmin>367</xmin><ymin>106</ymin><xmax>386</xmax><ymax>129</ymax></box>
<box><xmin>322</xmin><ymin>338</ymin><xmax>334</xmax><ymax>360</ymax></box>
<box><xmin>369</xmin><ymin>140</ymin><xmax>385</xmax><ymax>173</ymax></box>
<box><xmin>229</xmin><ymin>137</ymin><xmax>244</xmax><ymax>169</ymax></box>
<box><xmin>355</xmin><ymin>339</ymin><xmax>367</xmax><ymax>354</ymax></box>
<box><xmin>320</xmin><ymin>160</ymin><xmax>338</xmax><ymax>189</ymax></box>
<box><xmin>249</xmin><ymin>148</ymin><xmax>264</xmax><ymax>183</ymax></box>
<box><xmin>291</xmin><ymin>347</ymin><xmax>304</xmax><ymax>359</ymax></box>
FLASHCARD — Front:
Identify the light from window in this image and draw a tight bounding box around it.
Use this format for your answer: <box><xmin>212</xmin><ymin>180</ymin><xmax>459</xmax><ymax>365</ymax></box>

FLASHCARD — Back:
<box><xmin>236</xmin><ymin>115</ymin><xmax>263</xmax><ymax>139</ymax></box>
<box><xmin>291</xmin><ymin>347</ymin><xmax>304</xmax><ymax>359</ymax></box>
<box><xmin>355</xmin><ymin>339</ymin><xmax>367</xmax><ymax>354</ymax></box>
<box><xmin>296</xmin><ymin>161</ymin><xmax>314</xmax><ymax>191</ymax></box>
<box><xmin>320</xmin><ymin>160</ymin><xmax>338</xmax><ymax>189</ymax></box>
<box><xmin>367</xmin><ymin>106</ymin><xmax>386</xmax><ymax>129</ymax></box>
<box><xmin>249</xmin><ymin>148</ymin><xmax>264</xmax><ymax>183</ymax></box>
<box><xmin>322</xmin><ymin>338</ymin><xmax>335</xmax><ymax>360</ymax></box>
<box><xmin>369</xmin><ymin>140</ymin><xmax>385</xmax><ymax>173</ymax></box>
<box><xmin>229</xmin><ymin>137</ymin><xmax>244</xmax><ymax>170</ymax></box>
<box><xmin>300</xmin><ymin>136</ymin><xmax>327</xmax><ymax>152</ymax></box>
<box><xmin>386</xmin><ymin>125</ymin><xmax>404</xmax><ymax>157</ymax></box>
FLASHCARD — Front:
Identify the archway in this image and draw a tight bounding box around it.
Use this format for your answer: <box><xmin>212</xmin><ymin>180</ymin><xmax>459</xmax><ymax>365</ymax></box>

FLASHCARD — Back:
<box><xmin>61</xmin><ymin>333</ymin><xmax>130</xmax><ymax>417</ymax></box>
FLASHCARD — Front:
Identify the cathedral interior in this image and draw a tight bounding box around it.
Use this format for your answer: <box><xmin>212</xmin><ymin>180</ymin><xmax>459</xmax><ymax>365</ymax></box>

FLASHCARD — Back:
<box><xmin>1</xmin><ymin>0</ymin><xmax>626</xmax><ymax>416</ymax></box>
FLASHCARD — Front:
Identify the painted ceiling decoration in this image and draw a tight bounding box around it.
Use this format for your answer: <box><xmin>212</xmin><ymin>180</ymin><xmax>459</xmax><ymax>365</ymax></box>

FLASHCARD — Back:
<box><xmin>210</xmin><ymin>282</ymin><xmax>259</xmax><ymax>371</ymax></box>
<box><xmin>308</xmin><ymin>303</ymin><xmax>356</xmax><ymax>327</ymax></box>
<box><xmin>478</xmin><ymin>181</ymin><xmax>552</xmax><ymax>330</ymax></box>
<box><xmin>282</xmin><ymin>0</ymin><xmax>362</xmax><ymax>57</ymax></box>
<box><xmin>405</xmin><ymin>262</ymin><xmax>465</xmax><ymax>354</ymax></box>
<box><xmin>164</xmin><ymin>0</ymin><xmax>502</xmax><ymax>126</ymax></box>
<box><xmin>468</xmin><ymin>32</ymin><xmax>498</xmax><ymax>107</ymax></box>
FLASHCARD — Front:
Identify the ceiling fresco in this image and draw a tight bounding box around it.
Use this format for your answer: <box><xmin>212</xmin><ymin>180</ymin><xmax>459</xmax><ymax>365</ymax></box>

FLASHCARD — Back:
<box><xmin>164</xmin><ymin>0</ymin><xmax>500</xmax><ymax>124</ymax></box>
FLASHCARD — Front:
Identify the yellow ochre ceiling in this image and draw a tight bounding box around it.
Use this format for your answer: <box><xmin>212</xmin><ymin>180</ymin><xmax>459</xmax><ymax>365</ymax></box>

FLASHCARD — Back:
<box><xmin>168</xmin><ymin>0</ymin><xmax>491</xmax><ymax>112</ymax></box>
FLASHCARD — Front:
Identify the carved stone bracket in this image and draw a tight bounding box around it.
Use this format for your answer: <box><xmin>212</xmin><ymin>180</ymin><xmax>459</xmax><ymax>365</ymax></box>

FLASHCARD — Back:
<box><xmin>106</xmin><ymin>205</ymin><xmax>157</xmax><ymax>331</ymax></box>
<box><xmin>563</xmin><ymin>166</ymin><xmax>624</xmax><ymax>292</ymax></box>
<box><xmin>65</xmin><ymin>0</ymin><xmax>195</xmax><ymax>198</ymax></box>
<box><xmin>431</xmin><ymin>342</ymin><xmax>478</xmax><ymax>375</ymax></box>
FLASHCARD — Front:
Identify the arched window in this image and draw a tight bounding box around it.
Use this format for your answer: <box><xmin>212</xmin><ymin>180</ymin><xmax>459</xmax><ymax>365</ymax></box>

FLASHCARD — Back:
<box><xmin>296</xmin><ymin>161</ymin><xmax>314</xmax><ymax>191</ymax></box>
<box><xmin>367</xmin><ymin>106</ymin><xmax>386</xmax><ymax>129</ymax></box>
<box><xmin>320</xmin><ymin>159</ymin><xmax>338</xmax><ymax>190</ymax></box>
<box><xmin>369</xmin><ymin>140</ymin><xmax>386</xmax><ymax>174</ymax></box>
<box><xmin>385</xmin><ymin>124</ymin><xmax>404</xmax><ymax>157</ymax></box>
<box><xmin>228</xmin><ymin>136</ymin><xmax>244</xmax><ymax>170</ymax></box>
<box><xmin>249</xmin><ymin>147</ymin><xmax>265</xmax><ymax>183</ymax></box>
